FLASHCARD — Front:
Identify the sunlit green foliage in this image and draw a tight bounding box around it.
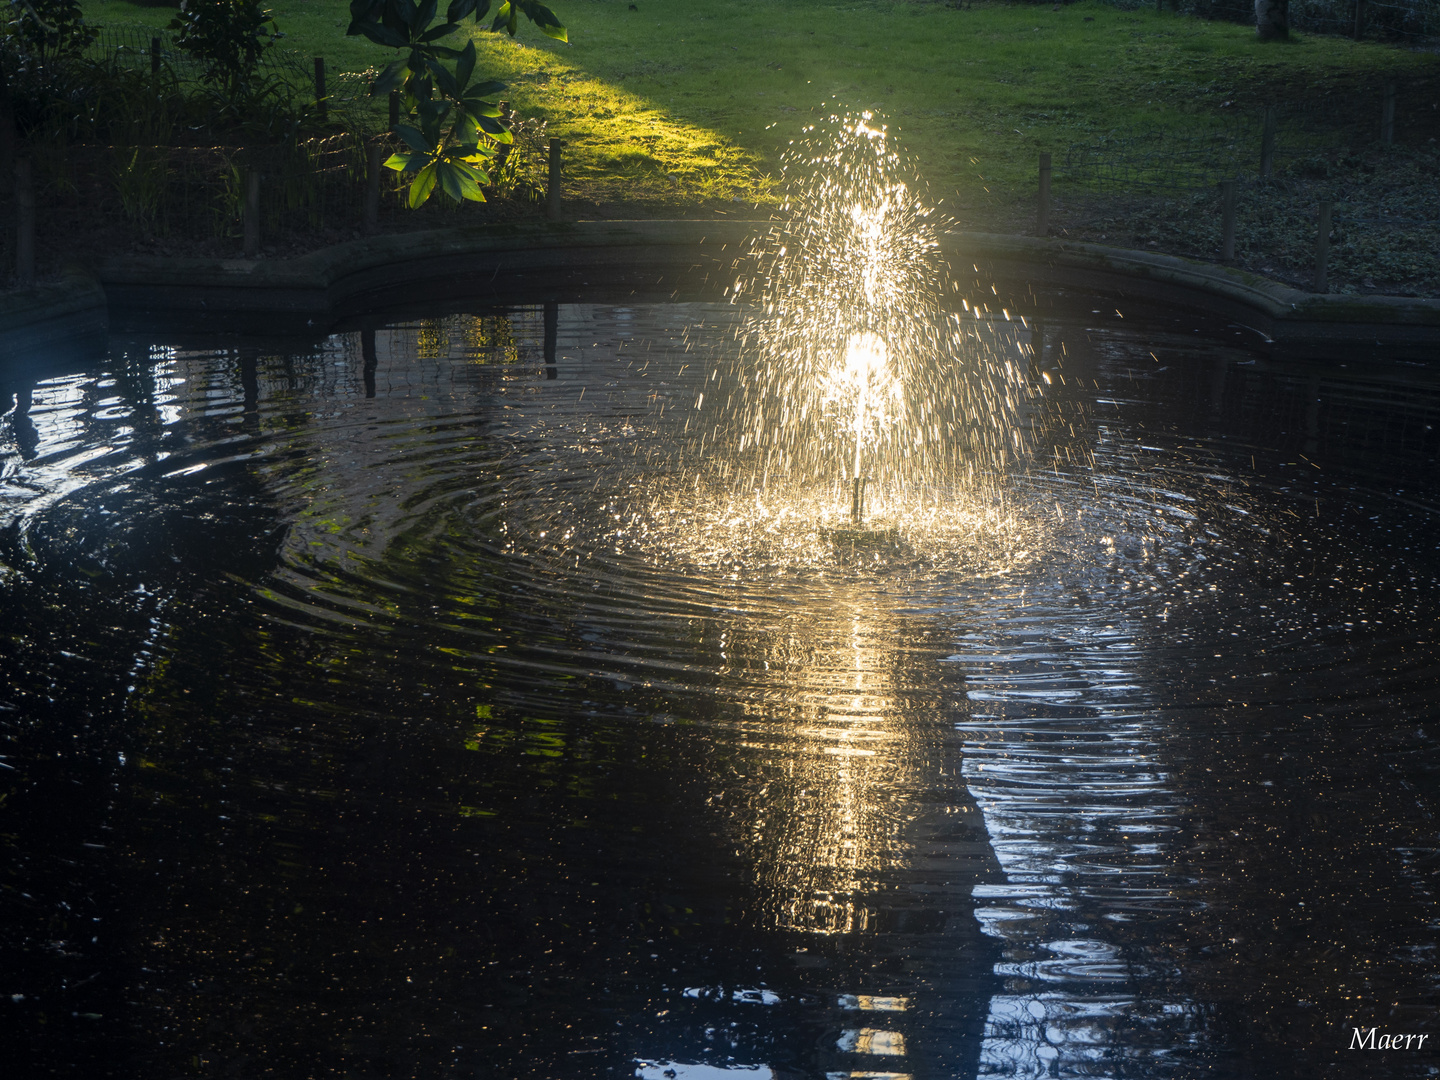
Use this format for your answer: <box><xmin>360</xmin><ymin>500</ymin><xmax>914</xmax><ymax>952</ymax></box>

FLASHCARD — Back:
<box><xmin>347</xmin><ymin>0</ymin><xmax>565</xmax><ymax>206</ymax></box>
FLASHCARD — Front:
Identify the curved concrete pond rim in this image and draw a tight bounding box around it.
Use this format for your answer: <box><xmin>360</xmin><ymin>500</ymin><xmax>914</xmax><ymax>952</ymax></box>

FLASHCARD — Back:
<box><xmin>2</xmin><ymin>220</ymin><xmax>1438</xmax><ymax>360</ymax></box>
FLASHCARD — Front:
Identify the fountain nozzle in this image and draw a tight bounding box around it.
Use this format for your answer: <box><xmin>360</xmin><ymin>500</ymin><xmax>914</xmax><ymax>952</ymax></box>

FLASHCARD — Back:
<box><xmin>851</xmin><ymin>475</ymin><xmax>867</xmax><ymax>524</ymax></box>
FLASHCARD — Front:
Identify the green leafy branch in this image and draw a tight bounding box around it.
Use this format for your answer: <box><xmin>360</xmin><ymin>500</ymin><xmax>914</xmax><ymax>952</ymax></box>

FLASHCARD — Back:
<box><xmin>347</xmin><ymin>0</ymin><xmax>565</xmax><ymax>207</ymax></box>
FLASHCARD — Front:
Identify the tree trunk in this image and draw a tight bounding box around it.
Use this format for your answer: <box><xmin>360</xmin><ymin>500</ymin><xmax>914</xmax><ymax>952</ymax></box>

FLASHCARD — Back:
<box><xmin>1256</xmin><ymin>0</ymin><xmax>1289</xmax><ymax>40</ymax></box>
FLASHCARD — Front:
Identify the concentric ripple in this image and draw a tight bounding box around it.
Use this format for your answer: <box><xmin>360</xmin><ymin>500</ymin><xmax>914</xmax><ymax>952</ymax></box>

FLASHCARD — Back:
<box><xmin>2</xmin><ymin>301</ymin><xmax>1438</xmax><ymax>1080</ymax></box>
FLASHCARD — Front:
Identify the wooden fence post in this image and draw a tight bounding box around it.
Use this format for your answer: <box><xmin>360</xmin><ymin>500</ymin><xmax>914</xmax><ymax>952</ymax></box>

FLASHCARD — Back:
<box><xmin>243</xmin><ymin>170</ymin><xmax>260</xmax><ymax>257</ymax></box>
<box><xmin>1260</xmin><ymin>106</ymin><xmax>1276</xmax><ymax>180</ymax></box>
<box><xmin>15</xmin><ymin>157</ymin><xmax>34</xmax><ymax>288</ymax></box>
<box><xmin>493</xmin><ymin>100</ymin><xmax>513</xmax><ymax>181</ymax></box>
<box><xmin>0</xmin><ymin>96</ymin><xmax>14</xmax><ymax>197</ymax></box>
<box><xmin>1353</xmin><ymin>0</ymin><xmax>1365</xmax><ymax>39</ymax></box>
<box><xmin>1035</xmin><ymin>151</ymin><xmax>1052</xmax><ymax>237</ymax></box>
<box><xmin>544</xmin><ymin>298</ymin><xmax>558</xmax><ymax>380</ymax></box>
<box><xmin>364</xmin><ymin>138</ymin><xmax>382</xmax><ymax>233</ymax></box>
<box><xmin>1314</xmin><ymin>200</ymin><xmax>1333</xmax><ymax>293</ymax></box>
<box><xmin>314</xmin><ymin>57</ymin><xmax>328</xmax><ymax>124</ymax></box>
<box><xmin>546</xmin><ymin>137</ymin><xmax>563</xmax><ymax>221</ymax></box>
<box><xmin>150</xmin><ymin>37</ymin><xmax>161</xmax><ymax>80</ymax></box>
<box><xmin>1220</xmin><ymin>179</ymin><xmax>1237</xmax><ymax>262</ymax></box>
<box><xmin>1381</xmin><ymin>81</ymin><xmax>1395</xmax><ymax>145</ymax></box>
<box><xmin>361</xmin><ymin>327</ymin><xmax>377</xmax><ymax>399</ymax></box>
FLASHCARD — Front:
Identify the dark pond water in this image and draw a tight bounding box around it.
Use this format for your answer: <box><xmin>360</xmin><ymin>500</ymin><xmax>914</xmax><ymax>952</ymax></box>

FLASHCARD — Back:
<box><xmin>2</xmin><ymin>296</ymin><xmax>1438</xmax><ymax>1080</ymax></box>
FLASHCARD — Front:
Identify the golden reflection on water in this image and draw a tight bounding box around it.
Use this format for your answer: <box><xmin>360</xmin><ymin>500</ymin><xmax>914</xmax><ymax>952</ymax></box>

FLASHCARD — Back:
<box><xmin>616</xmin><ymin>469</ymin><xmax>1047</xmax><ymax>938</ymax></box>
<box><xmin>736</xmin><ymin>589</ymin><xmax>920</xmax><ymax>935</ymax></box>
<box><xmin>675</xmin><ymin>566</ymin><xmax>979</xmax><ymax>936</ymax></box>
<box><xmin>633</xmin><ymin>482</ymin><xmax>1045</xmax><ymax>575</ymax></box>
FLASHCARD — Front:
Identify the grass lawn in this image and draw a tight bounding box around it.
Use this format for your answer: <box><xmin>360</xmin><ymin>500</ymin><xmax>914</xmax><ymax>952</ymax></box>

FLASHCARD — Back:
<box><xmin>83</xmin><ymin>0</ymin><xmax>1438</xmax><ymax>216</ymax></box>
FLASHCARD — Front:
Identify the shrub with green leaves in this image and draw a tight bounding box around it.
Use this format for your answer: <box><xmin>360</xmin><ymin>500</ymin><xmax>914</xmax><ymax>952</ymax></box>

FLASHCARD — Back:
<box><xmin>347</xmin><ymin>0</ymin><xmax>565</xmax><ymax>207</ymax></box>
<box><xmin>5</xmin><ymin>0</ymin><xmax>99</xmax><ymax>65</ymax></box>
<box><xmin>169</xmin><ymin>0</ymin><xmax>283</xmax><ymax>96</ymax></box>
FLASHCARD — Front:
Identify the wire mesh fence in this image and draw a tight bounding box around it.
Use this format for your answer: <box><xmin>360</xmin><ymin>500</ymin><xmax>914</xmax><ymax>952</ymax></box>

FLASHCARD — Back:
<box><xmin>1046</xmin><ymin>76</ymin><xmax>1440</xmax><ymax>295</ymax></box>
<box><xmin>1097</xmin><ymin>0</ymin><xmax>1440</xmax><ymax>40</ymax></box>
<box><xmin>0</xmin><ymin>23</ymin><xmax>556</xmax><ymax>284</ymax></box>
<box><xmin>1062</xmin><ymin>77</ymin><xmax>1440</xmax><ymax>193</ymax></box>
<box><xmin>20</xmin><ymin>137</ymin><xmax>360</xmax><ymax>246</ymax></box>
<box><xmin>19</xmin><ymin>124</ymin><xmax>553</xmax><ymax>245</ymax></box>
<box><xmin>82</xmin><ymin>24</ymin><xmax>382</xmax><ymax>135</ymax></box>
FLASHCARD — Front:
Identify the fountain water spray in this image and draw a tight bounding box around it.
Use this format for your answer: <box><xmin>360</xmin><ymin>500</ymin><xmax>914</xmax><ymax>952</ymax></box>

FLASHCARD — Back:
<box><xmin>842</xmin><ymin>332</ymin><xmax>889</xmax><ymax>524</ymax></box>
<box><xmin>677</xmin><ymin>108</ymin><xmax>1030</xmax><ymax>553</ymax></box>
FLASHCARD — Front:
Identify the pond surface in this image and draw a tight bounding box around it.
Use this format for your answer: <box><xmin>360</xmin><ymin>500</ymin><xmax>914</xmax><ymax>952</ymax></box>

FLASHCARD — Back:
<box><xmin>2</xmin><ymin>297</ymin><xmax>1438</xmax><ymax>1080</ymax></box>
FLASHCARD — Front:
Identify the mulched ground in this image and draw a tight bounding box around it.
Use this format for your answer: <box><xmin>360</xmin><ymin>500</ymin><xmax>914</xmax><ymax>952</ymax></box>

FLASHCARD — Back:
<box><xmin>947</xmin><ymin>144</ymin><xmax>1440</xmax><ymax>298</ymax></box>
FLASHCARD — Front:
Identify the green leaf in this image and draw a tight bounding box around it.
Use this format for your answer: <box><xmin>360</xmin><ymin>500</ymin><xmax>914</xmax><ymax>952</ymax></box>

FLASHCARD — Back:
<box><xmin>357</xmin><ymin>22</ymin><xmax>408</xmax><ymax>48</ymax></box>
<box><xmin>476</xmin><ymin>113</ymin><xmax>512</xmax><ymax>142</ymax></box>
<box><xmin>430</xmin><ymin>57</ymin><xmax>459</xmax><ymax>97</ymax></box>
<box><xmin>394</xmin><ymin>123</ymin><xmax>432</xmax><ymax>153</ymax></box>
<box><xmin>350</xmin><ymin>0</ymin><xmax>384</xmax><ymax>26</ymax></box>
<box><xmin>463</xmin><ymin>98</ymin><xmax>502</xmax><ymax>118</ymax></box>
<box><xmin>454</xmin><ymin>162</ymin><xmax>487</xmax><ymax>201</ymax></box>
<box><xmin>520</xmin><ymin>0</ymin><xmax>566</xmax><ymax>42</ymax></box>
<box><xmin>447</xmin><ymin>0</ymin><xmax>483</xmax><ymax>23</ymax></box>
<box><xmin>437</xmin><ymin>160</ymin><xmax>466</xmax><ymax>202</ymax></box>
<box><xmin>397</xmin><ymin>0</ymin><xmax>419</xmax><ymax>31</ymax></box>
<box><xmin>489</xmin><ymin>1</ymin><xmax>511</xmax><ymax>32</ymax></box>
<box><xmin>443</xmin><ymin>160</ymin><xmax>486</xmax><ymax>201</ymax></box>
<box><xmin>417</xmin><ymin>96</ymin><xmax>452</xmax><ymax>129</ymax></box>
<box><xmin>372</xmin><ymin>58</ymin><xmax>408</xmax><ymax>99</ymax></box>
<box><xmin>454</xmin><ymin>111</ymin><xmax>481</xmax><ymax>145</ymax></box>
<box><xmin>454</xmin><ymin>39</ymin><xmax>476</xmax><ymax>89</ymax></box>
<box><xmin>381</xmin><ymin>0</ymin><xmax>412</xmax><ymax>40</ymax></box>
<box><xmin>384</xmin><ymin>151</ymin><xmax>424</xmax><ymax>172</ymax></box>
<box><xmin>470</xmin><ymin>78</ymin><xmax>506</xmax><ymax>97</ymax></box>
<box><xmin>409</xmin><ymin>161</ymin><xmax>439</xmax><ymax>208</ymax></box>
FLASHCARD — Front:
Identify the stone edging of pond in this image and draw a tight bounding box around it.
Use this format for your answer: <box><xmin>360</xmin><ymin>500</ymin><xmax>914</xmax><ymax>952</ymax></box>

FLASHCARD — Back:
<box><xmin>3</xmin><ymin>220</ymin><xmax>1437</xmax><ymax>359</ymax></box>
<box><xmin>957</xmin><ymin>232</ymin><xmax>1440</xmax><ymax>357</ymax></box>
<box><xmin>0</xmin><ymin>273</ymin><xmax>110</xmax><ymax>361</ymax></box>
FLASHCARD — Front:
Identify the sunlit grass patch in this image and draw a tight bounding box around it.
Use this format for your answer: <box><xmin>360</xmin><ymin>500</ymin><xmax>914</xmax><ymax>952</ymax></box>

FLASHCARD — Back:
<box><xmin>84</xmin><ymin>0</ymin><xmax>1438</xmax><ymax>217</ymax></box>
<box><xmin>457</xmin><ymin>32</ymin><xmax>775</xmax><ymax>206</ymax></box>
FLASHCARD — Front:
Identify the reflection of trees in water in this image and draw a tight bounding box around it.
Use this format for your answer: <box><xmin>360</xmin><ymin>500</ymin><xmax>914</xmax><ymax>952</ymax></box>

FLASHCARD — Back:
<box><xmin>965</xmin><ymin>321</ymin><xmax>1440</xmax><ymax>1079</ymax></box>
<box><xmin>0</xmin><ymin>345</ymin><xmax>296</xmax><ymax>1077</ymax></box>
<box><xmin>27</xmin><ymin>306</ymin><xmax>1440</xmax><ymax>1080</ymax></box>
<box><xmin>954</xmin><ymin>610</ymin><xmax>1211</xmax><ymax>1079</ymax></box>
